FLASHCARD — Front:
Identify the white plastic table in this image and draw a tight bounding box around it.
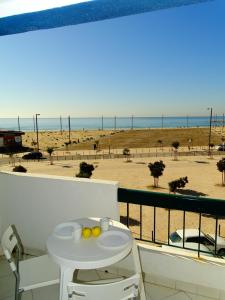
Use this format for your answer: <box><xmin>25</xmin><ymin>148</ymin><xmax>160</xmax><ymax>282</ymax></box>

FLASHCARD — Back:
<box><xmin>47</xmin><ymin>218</ymin><xmax>139</xmax><ymax>300</ymax></box>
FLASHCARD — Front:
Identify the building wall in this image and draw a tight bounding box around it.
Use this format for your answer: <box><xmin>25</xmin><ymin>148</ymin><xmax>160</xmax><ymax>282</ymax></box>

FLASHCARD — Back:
<box><xmin>0</xmin><ymin>133</ymin><xmax>23</xmax><ymax>148</ymax></box>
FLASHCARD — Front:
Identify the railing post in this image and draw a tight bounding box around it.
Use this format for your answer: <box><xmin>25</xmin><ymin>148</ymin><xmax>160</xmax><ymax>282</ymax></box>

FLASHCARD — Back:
<box><xmin>215</xmin><ymin>217</ymin><xmax>218</xmax><ymax>255</ymax></box>
<box><xmin>140</xmin><ymin>205</ymin><xmax>142</xmax><ymax>240</ymax></box>
<box><xmin>153</xmin><ymin>207</ymin><xmax>156</xmax><ymax>243</ymax></box>
<box><xmin>127</xmin><ymin>203</ymin><xmax>130</xmax><ymax>228</ymax></box>
<box><xmin>182</xmin><ymin>211</ymin><xmax>186</xmax><ymax>249</ymax></box>
<box><xmin>167</xmin><ymin>209</ymin><xmax>170</xmax><ymax>245</ymax></box>
<box><xmin>198</xmin><ymin>213</ymin><xmax>201</xmax><ymax>258</ymax></box>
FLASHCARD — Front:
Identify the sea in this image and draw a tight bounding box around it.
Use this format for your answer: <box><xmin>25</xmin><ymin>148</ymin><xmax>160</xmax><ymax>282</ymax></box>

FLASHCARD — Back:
<box><xmin>0</xmin><ymin>116</ymin><xmax>224</xmax><ymax>132</ymax></box>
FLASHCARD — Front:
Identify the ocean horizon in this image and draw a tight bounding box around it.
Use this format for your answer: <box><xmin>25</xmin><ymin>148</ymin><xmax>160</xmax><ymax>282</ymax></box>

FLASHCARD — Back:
<box><xmin>0</xmin><ymin>116</ymin><xmax>224</xmax><ymax>132</ymax></box>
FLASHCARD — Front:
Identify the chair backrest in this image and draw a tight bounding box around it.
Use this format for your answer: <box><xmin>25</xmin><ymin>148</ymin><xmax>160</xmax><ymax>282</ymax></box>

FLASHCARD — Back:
<box><xmin>67</xmin><ymin>274</ymin><xmax>140</xmax><ymax>300</ymax></box>
<box><xmin>1</xmin><ymin>225</ymin><xmax>18</xmax><ymax>253</ymax></box>
<box><xmin>1</xmin><ymin>225</ymin><xmax>20</xmax><ymax>272</ymax></box>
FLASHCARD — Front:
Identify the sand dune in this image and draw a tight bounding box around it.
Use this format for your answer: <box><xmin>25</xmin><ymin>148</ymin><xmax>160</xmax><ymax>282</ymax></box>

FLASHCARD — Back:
<box><xmin>22</xmin><ymin>127</ymin><xmax>225</xmax><ymax>152</ymax></box>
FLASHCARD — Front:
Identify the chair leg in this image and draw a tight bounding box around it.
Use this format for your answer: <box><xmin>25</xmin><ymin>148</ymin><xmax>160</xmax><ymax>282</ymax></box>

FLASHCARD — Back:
<box><xmin>18</xmin><ymin>292</ymin><xmax>22</xmax><ymax>300</ymax></box>
<box><xmin>15</xmin><ymin>277</ymin><xmax>20</xmax><ymax>300</ymax></box>
<box><xmin>15</xmin><ymin>287</ymin><xmax>23</xmax><ymax>300</ymax></box>
<box><xmin>15</xmin><ymin>290</ymin><xmax>22</xmax><ymax>300</ymax></box>
<box><xmin>131</xmin><ymin>242</ymin><xmax>146</xmax><ymax>300</ymax></box>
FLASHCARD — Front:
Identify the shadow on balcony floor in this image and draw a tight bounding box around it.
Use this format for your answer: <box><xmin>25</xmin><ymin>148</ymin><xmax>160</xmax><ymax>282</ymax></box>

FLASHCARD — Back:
<box><xmin>177</xmin><ymin>189</ymin><xmax>208</xmax><ymax>197</ymax></box>
<box><xmin>120</xmin><ymin>216</ymin><xmax>140</xmax><ymax>226</ymax></box>
<box><xmin>0</xmin><ymin>255</ymin><xmax>218</xmax><ymax>300</ymax></box>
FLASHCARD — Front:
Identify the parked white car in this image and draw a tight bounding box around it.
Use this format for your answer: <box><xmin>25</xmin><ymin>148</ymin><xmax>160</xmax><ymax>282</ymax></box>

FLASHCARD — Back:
<box><xmin>169</xmin><ymin>229</ymin><xmax>225</xmax><ymax>256</ymax></box>
<box><xmin>215</xmin><ymin>144</ymin><xmax>225</xmax><ymax>151</ymax></box>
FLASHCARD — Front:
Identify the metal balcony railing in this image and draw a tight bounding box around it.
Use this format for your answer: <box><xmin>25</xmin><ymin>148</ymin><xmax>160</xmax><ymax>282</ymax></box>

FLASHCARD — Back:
<box><xmin>118</xmin><ymin>188</ymin><xmax>225</xmax><ymax>257</ymax></box>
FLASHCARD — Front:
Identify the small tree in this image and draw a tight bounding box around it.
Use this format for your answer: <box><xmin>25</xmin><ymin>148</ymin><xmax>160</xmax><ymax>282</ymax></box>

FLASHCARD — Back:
<box><xmin>123</xmin><ymin>148</ymin><xmax>131</xmax><ymax>162</ymax></box>
<box><xmin>221</xmin><ymin>136</ymin><xmax>225</xmax><ymax>145</ymax></box>
<box><xmin>172</xmin><ymin>141</ymin><xmax>180</xmax><ymax>161</ymax></box>
<box><xmin>13</xmin><ymin>165</ymin><xmax>27</xmax><ymax>173</ymax></box>
<box><xmin>47</xmin><ymin>147</ymin><xmax>54</xmax><ymax>165</ymax></box>
<box><xmin>148</xmin><ymin>160</ymin><xmax>166</xmax><ymax>188</ymax></box>
<box><xmin>217</xmin><ymin>158</ymin><xmax>225</xmax><ymax>186</ymax></box>
<box><xmin>76</xmin><ymin>162</ymin><xmax>95</xmax><ymax>178</ymax></box>
<box><xmin>169</xmin><ymin>176</ymin><xmax>188</xmax><ymax>193</ymax></box>
<box><xmin>157</xmin><ymin>140</ymin><xmax>163</xmax><ymax>151</ymax></box>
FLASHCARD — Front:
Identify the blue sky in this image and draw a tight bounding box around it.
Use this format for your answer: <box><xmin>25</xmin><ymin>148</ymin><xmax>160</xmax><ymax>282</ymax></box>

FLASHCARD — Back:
<box><xmin>0</xmin><ymin>0</ymin><xmax>224</xmax><ymax>117</ymax></box>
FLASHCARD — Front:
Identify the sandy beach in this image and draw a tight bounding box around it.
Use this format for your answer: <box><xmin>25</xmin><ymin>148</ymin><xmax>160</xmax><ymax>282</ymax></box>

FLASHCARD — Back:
<box><xmin>1</xmin><ymin>150</ymin><xmax>225</xmax><ymax>244</ymax></box>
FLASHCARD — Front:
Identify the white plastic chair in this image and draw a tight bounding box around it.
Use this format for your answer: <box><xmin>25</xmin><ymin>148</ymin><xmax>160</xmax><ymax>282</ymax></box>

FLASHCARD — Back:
<box><xmin>67</xmin><ymin>273</ymin><xmax>140</xmax><ymax>300</ymax></box>
<box><xmin>1</xmin><ymin>225</ymin><xmax>60</xmax><ymax>300</ymax></box>
<box><xmin>74</xmin><ymin>240</ymin><xmax>146</xmax><ymax>300</ymax></box>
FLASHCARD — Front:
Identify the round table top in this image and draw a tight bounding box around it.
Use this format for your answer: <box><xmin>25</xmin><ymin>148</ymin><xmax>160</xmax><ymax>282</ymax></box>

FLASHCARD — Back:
<box><xmin>47</xmin><ymin>218</ymin><xmax>133</xmax><ymax>269</ymax></box>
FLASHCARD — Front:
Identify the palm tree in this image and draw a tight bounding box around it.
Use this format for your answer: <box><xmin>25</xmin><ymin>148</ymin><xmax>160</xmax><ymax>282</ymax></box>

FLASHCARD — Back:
<box><xmin>64</xmin><ymin>142</ymin><xmax>69</xmax><ymax>151</ymax></box>
<box><xmin>123</xmin><ymin>148</ymin><xmax>131</xmax><ymax>162</ymax></box>
<box><xmin>171</xmin><ymin>141</ymin><xmax>180</xmax><ymax>161</ymax></box>
<box><xmin>217</xmin><ymin>158</ymin><xmax>225</xmax><ymax>186</ymax></box>
<box><xmin>9</xmin><ymin>152</ymin><xmax>15</xmax><ymax>167</ymax></box>
<box><xmin>209</xmin><ymin>143</ymin><xmax>214</xmax><ymax>159</ymax></box>
<box><xmin>148</xmin><ymin>160</ymin><xmax>166</xmax><ymax>188</ymax></box>
<box><xmin>6</xmin><ymin>145</ymin><xmax>16</xmax><ymax>167</ymax></box>
<box><xmin>46</xmin><ymin>147</ymin><xmax>54</xmax><ymax>165</ymax></box>
<box><xmin>187</xmin><ymin>138</ymin><xmax>192</xmax><ymax>151</ymax></box>
<box><xmin>31</xmin><ymin>139</ymin><xmax>37</xmax><ymax>148</ymax></box>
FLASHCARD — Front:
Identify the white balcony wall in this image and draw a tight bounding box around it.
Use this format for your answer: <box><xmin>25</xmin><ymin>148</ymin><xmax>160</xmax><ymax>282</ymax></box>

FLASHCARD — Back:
<box><xmin>2</xmin><ymin>171</ymin><xmax>225</xmax><ymax>298</ymax></box>
<box><xmin>0</xmin><ymin>171</ymin><xmax>119</xmax><ymax>251</ymax></box>
<box><xmin>114</xmin><ymin>243</ymin><xmax>225</xmax><ymax>298</ymax></box>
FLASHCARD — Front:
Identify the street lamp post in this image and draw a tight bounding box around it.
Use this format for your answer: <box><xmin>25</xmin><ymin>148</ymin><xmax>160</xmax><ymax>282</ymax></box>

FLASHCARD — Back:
<box><xmin>208</xmin><ymin>108</ymin><xmax>213</xmax><ymax>156</ymax></box>
<box><xmin>35</xmin><ymin>114</ymin><xmax>40</xmax><ymax>151</ymax></box>
<box><xmin>17</xmin><ymin>115</ymin><xmax>20</xmax><ymax>131</ymax></box>
<box><xmin>131</xmin><ymin>115</ymin><xmax>134</xmax><ymax>130</ymax></box>
<box><xmin>68</xmin><ymin>115</ymin><xmax>71</xmax><ymax>143</ymax></box>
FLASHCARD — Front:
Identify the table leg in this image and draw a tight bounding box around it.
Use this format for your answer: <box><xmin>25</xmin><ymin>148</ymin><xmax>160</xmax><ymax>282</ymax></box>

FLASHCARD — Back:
<box><xmin>60</xmin><ymin>266</ymin><xmax>74</xmax><ymax>300</ymax></box>
<box><xmin>132</xmin><ymin>242</ymin><xmax>146</xmax><ymax>300</ymax></box>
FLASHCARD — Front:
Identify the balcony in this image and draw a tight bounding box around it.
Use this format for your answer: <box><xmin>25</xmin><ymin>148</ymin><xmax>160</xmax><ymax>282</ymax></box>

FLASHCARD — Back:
<box><xmin>1</xmin><ymin>171</ymin><xmax>225</xmax><ymax>300</ymax></box>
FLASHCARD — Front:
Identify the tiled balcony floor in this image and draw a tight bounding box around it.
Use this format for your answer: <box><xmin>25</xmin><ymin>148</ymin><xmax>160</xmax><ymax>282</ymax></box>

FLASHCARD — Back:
<box><xmin>0</xmin><ymin>255</ymin><xmax>215</xmax><ymax>300</ymax></box>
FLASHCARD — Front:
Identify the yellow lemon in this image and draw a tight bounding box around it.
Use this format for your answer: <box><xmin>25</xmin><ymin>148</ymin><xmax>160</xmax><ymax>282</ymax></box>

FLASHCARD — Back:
<box><xmin>82</xmin><ymin>227</ymin><xmax>92</xmax><ymax>239</ymax></box>
<box><xmin>91</xmin><ymin>226</ymin><xmax>101</xmax><ymax>237</ymax></box>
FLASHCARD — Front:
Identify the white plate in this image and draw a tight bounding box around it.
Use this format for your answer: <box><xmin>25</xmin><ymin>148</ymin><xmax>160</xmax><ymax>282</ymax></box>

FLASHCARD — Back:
<box><xmin>54</xmin><ymin>222</ymin><xmax>77</xmax><ymax>239</ymax></box>
<box><xmin>97</xmin><ymin>230</ymin><xmax>130</xmax><ymax>250</ymax></box>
